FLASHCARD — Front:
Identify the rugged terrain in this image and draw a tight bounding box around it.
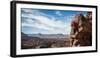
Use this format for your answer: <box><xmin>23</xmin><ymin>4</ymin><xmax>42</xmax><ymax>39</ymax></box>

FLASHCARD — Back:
<box><xmin>21</xmin><ymin>32</ymin><xmax>70</xmax><ymax>49</ymax></box>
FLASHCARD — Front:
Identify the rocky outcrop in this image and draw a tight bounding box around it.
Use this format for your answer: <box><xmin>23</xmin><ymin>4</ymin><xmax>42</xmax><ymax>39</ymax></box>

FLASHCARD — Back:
<box><xmin>70</xmin><ymin>12</ymin><xmax>92</xmax><ymax>47</ymax></box>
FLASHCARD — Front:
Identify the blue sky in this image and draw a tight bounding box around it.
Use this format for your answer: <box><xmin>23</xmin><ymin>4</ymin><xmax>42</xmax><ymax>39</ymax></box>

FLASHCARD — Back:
<box><xmin>21</xmin><ymin>8</ymin><xmax>87</xmax><ymax>34</ymax></box>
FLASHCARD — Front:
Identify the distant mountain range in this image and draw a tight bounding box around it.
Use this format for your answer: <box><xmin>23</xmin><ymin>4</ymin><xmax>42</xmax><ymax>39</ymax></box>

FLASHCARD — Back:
<box><xmin>21</xmin><ymin>32</ymin><xmax>40</xmax><ymax>39</ymax></box>
<box><xmin>28</xmin><ymin>34</ymin><xmax>70</xmax><ymax>39</ymax></box>
<box><xmin>21</xmin><ymin>32</ymin><xmax>70</xmax><ymax>39</ymax></box>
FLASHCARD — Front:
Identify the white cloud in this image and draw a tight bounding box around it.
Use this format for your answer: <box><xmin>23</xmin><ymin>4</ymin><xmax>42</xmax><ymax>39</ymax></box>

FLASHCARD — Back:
<box><xmin>55</xmin><ymin>11</ymin><xmax>63</xmax><ymax>16</ymax></box>
<box><xmin>21</xmin><ymin>9</ymin><xmax>71</xmax><ymax>34</ymax></box>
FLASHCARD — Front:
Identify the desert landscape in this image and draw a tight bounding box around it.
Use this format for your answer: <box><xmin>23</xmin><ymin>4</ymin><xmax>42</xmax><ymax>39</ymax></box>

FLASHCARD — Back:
<box><xmin>21</xmin><ymin>32</ymin><xmax>71</xmax><ymax>49</ymax></box>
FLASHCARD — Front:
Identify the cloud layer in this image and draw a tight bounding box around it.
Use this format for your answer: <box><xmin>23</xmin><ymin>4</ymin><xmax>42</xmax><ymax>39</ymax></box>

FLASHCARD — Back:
<box><xmin>21</xmin><ymin>8</ymin><xmax>72</xmax><ymax>34</ymax></box>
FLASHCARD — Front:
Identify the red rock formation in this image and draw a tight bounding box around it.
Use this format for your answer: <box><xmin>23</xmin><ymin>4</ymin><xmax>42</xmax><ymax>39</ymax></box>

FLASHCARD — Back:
<box><xmin>70</xmin><ymin>12</ymin><xmax>92</xmax><ymax>47</ymax></box>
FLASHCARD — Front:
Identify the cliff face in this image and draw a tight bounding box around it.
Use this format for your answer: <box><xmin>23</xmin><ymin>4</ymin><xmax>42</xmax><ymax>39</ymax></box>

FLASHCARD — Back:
<box><xmin>70</xmin><ymin>12</ymin><xmax>92</xmax><ymax>47</ymax></box>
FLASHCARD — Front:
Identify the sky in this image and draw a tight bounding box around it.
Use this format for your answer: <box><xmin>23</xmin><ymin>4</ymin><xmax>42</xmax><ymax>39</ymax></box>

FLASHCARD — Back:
<box><xmin>21</xmin><ymin>8</ymin><xmax>87</xmax><ymax>34</ymax></box>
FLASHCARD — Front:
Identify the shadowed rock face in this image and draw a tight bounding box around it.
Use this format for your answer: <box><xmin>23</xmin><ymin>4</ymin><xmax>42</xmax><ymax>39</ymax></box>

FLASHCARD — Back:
<box><xmin>70</xmin><ymin>13</ymin><xmax>92</xmax><ymax>47</ymax></box>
